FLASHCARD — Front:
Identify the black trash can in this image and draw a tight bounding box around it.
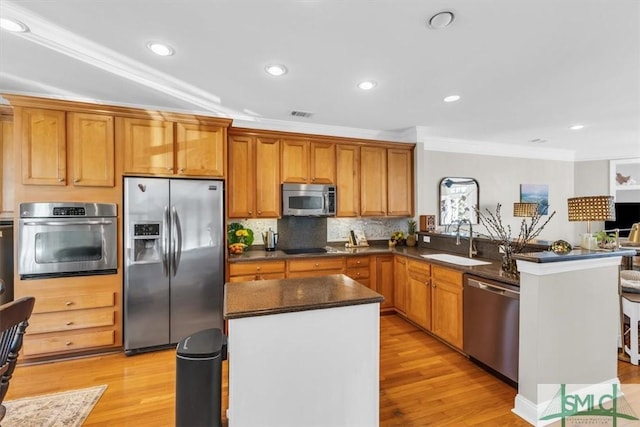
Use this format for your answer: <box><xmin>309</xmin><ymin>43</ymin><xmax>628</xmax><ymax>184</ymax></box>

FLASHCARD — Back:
<box><xmin>176</xmin><ymin>328</ymin><xmax>227</xmax><ymax>427</ymax></box>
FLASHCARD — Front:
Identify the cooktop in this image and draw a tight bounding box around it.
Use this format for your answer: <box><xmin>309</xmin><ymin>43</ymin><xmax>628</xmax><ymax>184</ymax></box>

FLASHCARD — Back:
<box><xmin>281</xmin><ymin>247</ymin><xmax>328</xmax><ymax>255</ymax></box>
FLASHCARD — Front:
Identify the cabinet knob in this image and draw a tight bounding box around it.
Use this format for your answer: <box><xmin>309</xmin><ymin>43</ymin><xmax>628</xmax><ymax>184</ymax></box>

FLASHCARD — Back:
<box><xmin>257</xmin><ymin>211</ymin><xmax>262</xmax><ymax>215</ymax></box>
<box><xmin>256</xmin><ymin>266</ymin><xmax>261</xmax><ymax>271</ymax></box>
<box><xmin>65</xmin><ymin>341</ymin><xmax>73</xmax><ymax>346</ymax></box>
<box><xmin>66</xmin><ymin>321</ymin><xmax>73</xmax><ymax>326</ymax></box>
<box><xmin>65</xmin><ymin>301</ymin><xmax>73</xmax><ymax>306</ymax></box>
<box><xmin>179</xmin><ymin>168</ymin><xmax>184</xmax><ymax>172</ymax></box>
<box><xmin>356</xmin><ymin>272</ymin><xmax>361</xmax><ymax>276</ymax></box>
<box><xmin>58</xmin><ymin>178</ymin><xmax>64</xmax><ymax>182</ymax></box>
<box><xmin>167</xmin><ymin>167</ymin><xmax>173</xmax><ymax>171</ymax></box>
<box><xmin>356</xmin><ymin>261</ymin><xmax>361</xmax><ymax>264</ymax></box>
<box><xmin>315</xmin><ymin>263</ymin><xmax>320</xmax><ymax>267</ymax></box>
<box><xmin>73</xmin><ymin>178</ymin><xmax>80</xmax><ymax>183</ymax></box>
<box><xmin>248</xmin><ymin>211</ymin><xmax>253</xmax><ymax>215</ymax></box>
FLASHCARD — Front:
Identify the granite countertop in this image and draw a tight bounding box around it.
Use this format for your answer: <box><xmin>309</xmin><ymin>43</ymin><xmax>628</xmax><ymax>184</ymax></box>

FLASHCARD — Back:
<box><xmin>224</xmin><ymin>274</ymin><xmax>384</xmax><ymax>319</ymax></box>
<box><xmin>229</xmin><ymin>244</ymin><xmax>521</xmax><ymax>285</ymax></box>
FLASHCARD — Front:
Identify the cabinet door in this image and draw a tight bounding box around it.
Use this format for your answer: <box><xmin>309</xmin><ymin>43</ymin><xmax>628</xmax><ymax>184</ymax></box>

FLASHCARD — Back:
<box><xmin>310</xmin><ymin>141</ymin><xmax>335</xmax><ymax>184</ymax></box>
<box><xmin>228</xmin><ymin>135</ymin><xmax>255</xmax><ymax>218</ymax></box>
<box><xmin>176</xmin><ymin>123</ymin><xmax>225</xmax><ymax>177</ymax></box>
<box><xmin>360</xmin><ymin>146</ymin><xmax>387</xmax><ymax>216</ymax></box>
<box><xmin>374</xmin><ymin>255</ymin><xmax>394</xmax><ymax>310</ymax></box>
<box><xmin>1</xmin><ymin>119</ymin><xmax>15</xmax><ymax>211</ymax></box>
<box><xmin>121</xmin><ymin>118</ymin><xmax>174</xmax><ymax>174</ymax></box>
<box><xmin>281</xmin><ymin>139</ymin><xmax>309</xmax><ymax>183</ymax></box>
<box><xmin>431</xmin><ymin>266</ymin><xmax>464</xmax><ymax>349</ymax></box>
<box><xmin>255</xmin><ymin>137</ymin><xmax>280</xmax><ymax>217</ymax></box>
<box><xmin>20</xmin><ymin>108</ymin><xmax>66</xmax><ymax>185</ymax></box>
<box><xmin>387</xmin><ymin>148</ymin><xmax>413</xmax><ymax>216</ymax></box>
<box><xmin>407</xmin><ymin>271</ymin><xmax>431</xmax><ymax>330</ymax></box>
<box><xmin>336</xmin><ymin>144</ymin><xmax>360</xmax><ymax>217</ymax></box>
<box><xmin>68</xmin><ymin>112</ymin><xmax>115</xmax><ymax>187</ymax></box>
<box><xmin>393</xmin><ymin>256</ymin><xmax>407</xmax><ymax>314</ymax></box>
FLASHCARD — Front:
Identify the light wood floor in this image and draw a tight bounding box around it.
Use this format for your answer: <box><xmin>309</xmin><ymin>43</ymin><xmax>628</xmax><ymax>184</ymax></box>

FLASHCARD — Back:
<box><xmin>7</xmin><ymin>315</ymin><xmax>640</xmax><ymax>426</ymax></box>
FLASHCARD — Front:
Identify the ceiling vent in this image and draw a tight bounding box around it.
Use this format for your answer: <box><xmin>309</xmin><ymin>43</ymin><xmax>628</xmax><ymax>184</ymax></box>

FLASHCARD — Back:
<box><xmin>290</xmin><ymin>110</ymin><xmax>313</xmax><ymax>118</ymax></box>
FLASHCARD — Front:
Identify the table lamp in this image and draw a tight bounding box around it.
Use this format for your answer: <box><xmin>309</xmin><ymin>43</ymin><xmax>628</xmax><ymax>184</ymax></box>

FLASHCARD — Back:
<box><xmin>513</xmin><ymin>202</ymin><xmax>538</xmax><ymax>217</ymax></box>
<box><xmin>567</xmin><ymin>196</ymin><xmax>615</xmax><ymax>249</ymax></box>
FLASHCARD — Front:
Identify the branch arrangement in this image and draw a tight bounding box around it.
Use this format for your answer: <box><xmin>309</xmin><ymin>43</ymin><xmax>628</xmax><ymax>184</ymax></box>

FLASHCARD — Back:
<box><xmin>475</xmin><ymin>203</ymin><xmax>556</xmax><ymax>255</ymax></box>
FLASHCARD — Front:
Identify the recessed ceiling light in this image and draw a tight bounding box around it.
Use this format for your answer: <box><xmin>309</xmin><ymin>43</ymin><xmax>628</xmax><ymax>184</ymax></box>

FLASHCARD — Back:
<box><xmin>443</xmin><ymin>95</ymin><xmax>461</xmax><ymax>103</ymax></box>
<box><xmin>569</xmin><ymin>124</ymin><xmax>585</xmax><ymax>130</ymax></box>
<box><xmin>427</xmin><ymin>11</ymin><xmax>455</xmax><ymax>29</ymax></box>
<box><xmin>529</xmin><ymin>138</ymin><xmax>548</xmax><ymax>143</ymax></box>
<box><xmin>265</xmin><ymin>64</ymin><xmax>288</xmax><ymax>76</ymax></box>
<box><xmin>147</xmin><ymin>42</ymin><xmax>174</xmax><ymax>56</ymax></box>
<box><xmin>0</xmin><ymin>17</ymin><xmax>29</xmax><ymax>33</ymax></box>
<box><xmin>357</xmin><ymin>80</ymin><xmax>377</xmax><ymax>90</ymax></box>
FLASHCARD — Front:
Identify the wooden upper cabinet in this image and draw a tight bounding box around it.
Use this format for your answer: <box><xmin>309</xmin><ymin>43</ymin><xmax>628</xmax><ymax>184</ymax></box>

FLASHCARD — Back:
<box><xmin>281</xmin><ymin>139</ymin><xmax>335</xmax><ymax>184</ymax></box>
<box><xmin>255</xmin><ymin>137</ymin><xmax>280</xmax><ymax>218</ymax></box>
<box><xmin>68</xmin><ymin>112</ymin><xmax>115</xmax><ymax>187</ymax></box>
<box><xmin>387</xmin><ymin>147</ymin><xmax>413</xmax><ymax>216</ymax></box>
<box><xmin>336</xmin><ymin>144</ymin><xmax>360</xmax><ymax>217</ymax></box>
<box><xmin>281</xmin><ymin>139</ymin><xmax>309</xmax><ymax>183</ymax></box>
<box><xmin>175</xmin><ymin>123</ymin><xmax>225</xmax><ymax>177</ymax></box>
<box><xmin>360</xmin><ymin>146</ymin><xmax>387</xmax><ymax>216</ymax></box>
<box><xmin>228</xmin><ymin>134</ymin><xmax>255</xmax><ymax>218</ymax></box>
<box><xmin>121</xmin><ymin>118</ymin><xmax>174</xmax><ymax>175</ymax></box>
<box><xmin>20</xmin><ymin>107</ymin><xmax>67</xmax><ymax>185</ymax></box>
<box><xmin>228</xmin><ymin>133</ymin><xmax>280</xmax><ymax>218</ymax></box>
<box><xmin>309</xmin><ymin>141</ymin><xmax>335</xmax><ymax>184</ymax></box>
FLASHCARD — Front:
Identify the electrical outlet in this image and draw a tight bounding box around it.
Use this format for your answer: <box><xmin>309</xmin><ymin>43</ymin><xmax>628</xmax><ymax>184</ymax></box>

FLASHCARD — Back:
<box><xmin>423</xmin><ymin>236</ymin><xmax>430</xmax><ymax>243</ymax></box>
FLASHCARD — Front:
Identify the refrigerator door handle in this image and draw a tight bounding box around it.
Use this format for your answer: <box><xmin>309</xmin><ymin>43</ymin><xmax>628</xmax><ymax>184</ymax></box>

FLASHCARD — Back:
<box><xmin>162</xmin><ymin>205</ymin><xmax>170</xmax><ymax>277</ymax></box>
<box><xmin>171</xmin><ymin>206</ymin><xmax>183</xmax><ymax>276</ymax></box>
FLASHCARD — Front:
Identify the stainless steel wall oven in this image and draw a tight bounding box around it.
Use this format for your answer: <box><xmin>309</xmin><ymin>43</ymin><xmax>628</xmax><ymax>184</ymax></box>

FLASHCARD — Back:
<box><xmin>18</xmin><ymin>202</ymin><xmax>117</xmax><ymax>279</ymax></box>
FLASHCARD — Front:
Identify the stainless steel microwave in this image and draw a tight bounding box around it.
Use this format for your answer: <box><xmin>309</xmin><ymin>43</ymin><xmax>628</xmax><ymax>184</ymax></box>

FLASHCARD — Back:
<box><xmin>282</xmin><ymin>184</ymin><xmax>336</xmax><ymax>217</ymax></box>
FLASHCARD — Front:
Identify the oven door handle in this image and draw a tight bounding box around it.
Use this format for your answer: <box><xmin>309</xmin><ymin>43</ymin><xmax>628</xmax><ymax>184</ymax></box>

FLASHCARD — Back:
<box><xmin>162</xmin><ymin>206</ymin><xmax>170</xmax><ymax>277</ymax></box>
<box><xmin>22</xmin><ymin>220</ymin><xmax>113</xmax><ymax>226</ymax></box>
<box><xmin>171</xmin><ymin>206</ymin><xmax>182</xmax><ymax>276</ymax></box>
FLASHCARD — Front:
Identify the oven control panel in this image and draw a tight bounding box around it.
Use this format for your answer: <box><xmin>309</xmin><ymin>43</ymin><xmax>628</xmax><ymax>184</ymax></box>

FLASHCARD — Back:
<box><xmin>53</xmin><ymin>207</ymin><xmax>86</xmax><ymax>216</ymax></box>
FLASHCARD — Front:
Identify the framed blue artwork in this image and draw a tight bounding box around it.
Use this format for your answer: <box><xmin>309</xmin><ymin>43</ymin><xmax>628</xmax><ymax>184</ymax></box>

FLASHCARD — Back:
<box><xmin>520</xmin><ymin>184</ymin><xmax>549</xmax><ymax>215</ymax></box>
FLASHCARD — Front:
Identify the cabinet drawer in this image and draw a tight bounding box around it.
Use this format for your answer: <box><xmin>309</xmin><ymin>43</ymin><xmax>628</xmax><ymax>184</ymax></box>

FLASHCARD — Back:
<box><xmin>34</xmin><ymin>291</ymin><xmax>115</xmax><ymax>313</ymax></box>
<box><xmin>346</xmin><ymin>267</ymin><xmax>370</xmax><ymax>280</ymax></box>
<box><xmin>287</xmin><ymin>257</ymin><xmax>345</xmax><ymax>272</ymax></box>
<box><xmin>407</xmin><ymin>259</ymin><xmax>431</xmax><ymax>275</ymax></box>
<box><xmin>287</xmin><ymin>269</ymin><xmax>345</xmax><ymax>278</ymax></box>
<box><xmin>228</xmin><ymin>273</ymin><xmax>286</xmax><ymax>282</ymax></box>
<box><xmin>29</xmin><ymin>307</ymin><xmax>115</xmax><ymax>334</ymax></box>
<box><xmin>346</xmin><ymin>256</ymin><xmax>370</xmax><ymax>268</ymax></box>
<box><xmin>24</xmin><ymin>330</ymin><xmax>115</xmax><ymax>356</ymax></box>
<box><xmin>229</xmin><ymin>261</ymin><xmax>285</xmax><ymax>276</ymax></box>
<box><xmin>432</xmin><ymin>265</ymin><xmax>463</xmax><ymax>287</ymax></box>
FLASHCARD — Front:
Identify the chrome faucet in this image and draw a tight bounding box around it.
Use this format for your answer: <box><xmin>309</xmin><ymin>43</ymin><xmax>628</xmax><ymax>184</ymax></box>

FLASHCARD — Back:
<box><xmin>455</xmin><ymin>219</ymin><xmax>478</xmax><ymax>258</ymax></box>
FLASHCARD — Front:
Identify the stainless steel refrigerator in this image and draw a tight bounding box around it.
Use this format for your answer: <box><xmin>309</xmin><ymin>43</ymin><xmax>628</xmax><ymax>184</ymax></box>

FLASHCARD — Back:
<box><xmin>124</xmin><ymin>177</ymin><xmax>224</xmax><ymax>354</ymax></box>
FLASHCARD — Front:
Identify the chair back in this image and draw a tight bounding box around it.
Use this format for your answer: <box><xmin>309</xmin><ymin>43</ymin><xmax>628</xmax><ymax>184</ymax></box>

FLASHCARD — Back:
<box><xmin>0</xmin><ymin>296</ymin><xmax>35</xmax><ymax>421</ymax></box>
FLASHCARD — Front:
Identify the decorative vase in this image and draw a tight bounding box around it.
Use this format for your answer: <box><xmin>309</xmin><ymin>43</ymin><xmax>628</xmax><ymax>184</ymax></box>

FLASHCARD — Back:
<box><xmin>406</xmin><ymin>235</ymin><xmax>417</xmax><ymax>247</ymax></box>
<box><xmin>501</xmin><ymin>252</ymin><xmax>518</xmax><ymax>276</ymax></box>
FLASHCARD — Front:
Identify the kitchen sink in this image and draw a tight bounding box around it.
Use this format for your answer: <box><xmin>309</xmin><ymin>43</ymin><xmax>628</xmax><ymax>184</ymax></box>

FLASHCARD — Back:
<box><xmin>420</xmin><ymin>253</ymin><xmax>491</xmax><ymax>266</ymax></box>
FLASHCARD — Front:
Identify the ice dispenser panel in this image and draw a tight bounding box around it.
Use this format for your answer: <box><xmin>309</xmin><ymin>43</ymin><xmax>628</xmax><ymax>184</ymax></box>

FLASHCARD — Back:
<box><xmin>132</xmin><ymin>223</ymin><xmax>161</xmax><ymax>263</ymax></box>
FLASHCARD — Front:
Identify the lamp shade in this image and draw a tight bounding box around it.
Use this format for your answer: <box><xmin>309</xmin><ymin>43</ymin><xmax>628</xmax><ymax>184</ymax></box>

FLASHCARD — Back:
<box><xmin>567</xmin><ymin>196</ymin><xmax>616</xmax><ymax>222</ymax></box>
<box><xmin>513</xmin><ymin>202</ymin><xmax>538</xmax><ymax>217</ymax></box>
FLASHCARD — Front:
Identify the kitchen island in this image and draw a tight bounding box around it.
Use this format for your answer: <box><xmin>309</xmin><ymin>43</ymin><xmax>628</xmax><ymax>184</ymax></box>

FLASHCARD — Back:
<box><xmin>224</xmin><ymin>274</ymin><xmax>384</xmax><ymax>427</ymax></box>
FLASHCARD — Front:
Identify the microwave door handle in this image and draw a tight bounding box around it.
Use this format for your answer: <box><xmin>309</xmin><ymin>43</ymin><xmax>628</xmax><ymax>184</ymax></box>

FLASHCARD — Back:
<box><xmin>22</xmin><ymin>220</ymin><xmax>113</xmax><ymax>226</ymax></box>
<box><xmin>323</xmin><ymin>192</ymin><xmax>329</xmax><ymax>215</ymax></box>
<box><xmin>162</xmin><ymin>206</ymin><xmax>170</xmax><ymax>277</ymax></box>
<box><xmin>171</xmin><ymin>206</ymin><xmax>182</xmax><ymax>276</ymax></box>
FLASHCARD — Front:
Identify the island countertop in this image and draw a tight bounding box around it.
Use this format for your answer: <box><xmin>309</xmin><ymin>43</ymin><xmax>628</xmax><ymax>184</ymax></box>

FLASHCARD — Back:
<box><xmin>224</xmin><ymin>274</ymin><xmax>384</xmax><ymax>319</ymax></box>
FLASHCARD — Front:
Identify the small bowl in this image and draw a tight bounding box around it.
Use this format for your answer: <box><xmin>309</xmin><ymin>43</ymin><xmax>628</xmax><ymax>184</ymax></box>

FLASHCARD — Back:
<box><xmin>549</xmin><ymin>240</ymin><xmax>572</xmax><ymax>255</ymax></box>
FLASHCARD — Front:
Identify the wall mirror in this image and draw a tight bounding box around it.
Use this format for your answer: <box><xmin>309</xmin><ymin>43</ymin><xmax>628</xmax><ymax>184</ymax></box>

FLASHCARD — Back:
<box><xmin>439</xmin><ymin>177</ymin><xmax>479</xmax><ymax>225</ymax></box>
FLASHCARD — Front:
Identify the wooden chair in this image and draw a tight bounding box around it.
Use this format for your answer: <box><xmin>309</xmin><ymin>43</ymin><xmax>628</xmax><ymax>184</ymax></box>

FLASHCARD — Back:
<box><xmin>0</xmin><ymin>296</ymin><xmax>35</xmax><ymax>422</ymax></box>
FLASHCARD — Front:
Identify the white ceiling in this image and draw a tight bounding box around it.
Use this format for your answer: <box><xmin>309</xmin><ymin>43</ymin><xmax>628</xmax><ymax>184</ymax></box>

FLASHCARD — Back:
<box><xmin>1</xmin><ymin>0</ymin><xmax>639</xmax><ymax>161</ymax></box>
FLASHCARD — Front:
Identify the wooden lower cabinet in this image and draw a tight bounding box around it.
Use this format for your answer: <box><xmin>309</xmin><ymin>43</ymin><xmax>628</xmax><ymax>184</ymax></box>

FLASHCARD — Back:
<box><xmin>393</xmin><ymin>256</ymin><xmax>407</xmax><ymax>314</ymax></box>
<box><xmin>431</xmin><ymin>265</ymin><xmax>464</xmax><ymax>349</ymax></box>
<box><xmin>287</xmin><ymin>257</ymin><xmax>345</xmax><ymax>278</ymax></box>
<box><xmin>345</xmin><ymin>256</ymin><xmax>371</xmax><ymax>288</ymax></box>
<box><xmin>228</xmin><ymin>260</ymin><xmax>286</xmax><ymax>282</ymax></box>
<box><xmin>373</xmin><ymin>255</ymin><xmax>394</xmax><ymax>311</ymax></box>
<box><xmin>16</xmin><ymin>275</ymin><xmax>121</xmax><ymax>359</ymax></box>
<box><xmin>406</xmin><ymin>258</ymin><xmax>431</xmax><ymax>330</ymax></box>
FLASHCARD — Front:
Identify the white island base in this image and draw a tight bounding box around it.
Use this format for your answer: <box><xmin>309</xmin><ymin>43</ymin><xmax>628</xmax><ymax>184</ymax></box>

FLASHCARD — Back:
<box><xmin>225</xmin><ymin>278</ymin><xmax>381</xmax><ymax>427</ymax></box>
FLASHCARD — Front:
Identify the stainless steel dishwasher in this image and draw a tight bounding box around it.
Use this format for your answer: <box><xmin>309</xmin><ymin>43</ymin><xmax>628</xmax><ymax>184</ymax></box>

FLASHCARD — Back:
<box><xmin>463</xmin><ymin>275</ymin><xmax>520</xmax><ymax>384</ymax></box>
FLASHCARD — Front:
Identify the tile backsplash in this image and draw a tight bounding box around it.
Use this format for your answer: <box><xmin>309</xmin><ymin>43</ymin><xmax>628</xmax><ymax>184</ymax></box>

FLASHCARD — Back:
<box><xmin>237</xmin><ymin>217</ymin><xmax>411</xmax><ymax>247</ymax></box>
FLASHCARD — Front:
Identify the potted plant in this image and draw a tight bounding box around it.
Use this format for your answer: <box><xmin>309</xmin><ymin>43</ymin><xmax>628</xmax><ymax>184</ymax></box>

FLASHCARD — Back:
<box><xmin>406</xmin><ymin>219</ymin><xmax>418</xmax><ymax>247</ymax></box>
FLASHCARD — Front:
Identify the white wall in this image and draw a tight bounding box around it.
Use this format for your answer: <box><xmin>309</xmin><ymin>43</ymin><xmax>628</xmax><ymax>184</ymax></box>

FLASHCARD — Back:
<box><xmin>415</xmin><ymin>144</ymin><xmax>578</xmax><ymax>244</ymax></box>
